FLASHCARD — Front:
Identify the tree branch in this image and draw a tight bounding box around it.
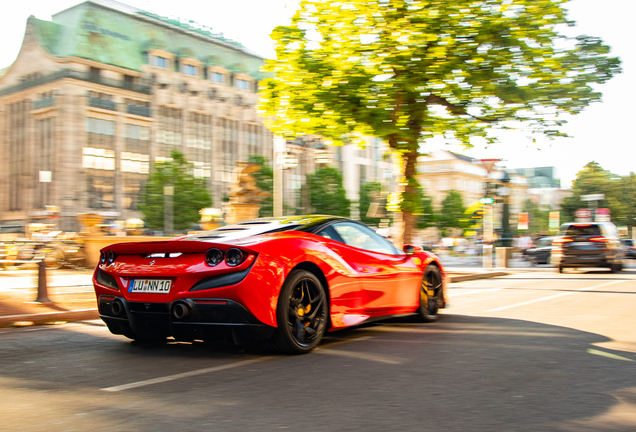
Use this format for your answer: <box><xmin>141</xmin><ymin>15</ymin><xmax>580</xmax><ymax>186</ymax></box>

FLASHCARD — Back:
<box><xmin>425</xmin><ymin>94</ymin><xmax>500</xmax><ymax>123</ymax></box>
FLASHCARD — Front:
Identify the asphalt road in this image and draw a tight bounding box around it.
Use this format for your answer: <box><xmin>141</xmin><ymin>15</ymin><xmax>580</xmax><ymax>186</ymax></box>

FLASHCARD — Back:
<box><xmin>1</xmin><ymin>268</ymin><xmax>635</xmax><ymax>431</ymax></box>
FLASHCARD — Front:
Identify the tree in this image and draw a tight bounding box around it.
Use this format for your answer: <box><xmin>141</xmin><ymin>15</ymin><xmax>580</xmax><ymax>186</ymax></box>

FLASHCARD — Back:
<box><xmin>359</xmin><ymin>181</ymin><xmax>384</xmax><ymax>226</ymax></box>
<box><xmin>560</xmin><ymin>162</ymin><xmax>624</xmax><ymax>224</ymax></box>
<box><xmin>259</xmin><ymin>0</ymin><xmax>620</xmax><ymax>246</ymax></box>
<box><xmin>439</xmin><ymin>190</ymin><xmax>467</xmax><ymax>235</ymax></box>
<box><xmin>139</xmin><ymin>150</ymin><xmax>211</xmax><ymax>231</ymax></box>
<box><xmin>521</xmin><ymin>199</ymin><xmax>550</xmax><ymax>235</ymax></box>
<box><xmin>302</xmin><ymin>167</ymin><xmax>351</xmax><ymax>216</ymax></box>
<box><xmin>416</xmin><ymin>186</ymin><xmax>435</xmax><ymax>230</ymax></box>
<box><xmin>248</xmin><ymin>154</ymin><xmax>274</xmax><ymax>217</ymax></box>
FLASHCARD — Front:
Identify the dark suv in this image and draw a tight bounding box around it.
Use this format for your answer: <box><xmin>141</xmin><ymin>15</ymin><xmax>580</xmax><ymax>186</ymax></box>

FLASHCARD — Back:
<box><xmin>552</xmin><ymin>222</ymin><xmax>623</xmax><ymax>273</ymax></box>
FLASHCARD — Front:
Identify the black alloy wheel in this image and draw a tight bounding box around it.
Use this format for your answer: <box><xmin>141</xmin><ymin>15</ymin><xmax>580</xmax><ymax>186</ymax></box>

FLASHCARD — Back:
<box><xmin>264</xmin><ymin>269</ymin><xmax>328</xmax><ymax>354</ymax></box>
<box><xmin>418</xmin><ymin>265</ymin><xmax>443</xmax><ymax>322</ymax></box>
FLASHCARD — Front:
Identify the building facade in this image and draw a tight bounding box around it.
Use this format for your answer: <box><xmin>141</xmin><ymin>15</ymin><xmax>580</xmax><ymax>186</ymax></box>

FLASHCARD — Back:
<box><xmin>0</xmin><ymin>0</ymin><xmax>273</xmax><ymax>231</ymax></box>
<box><xmin>417</xmin><ymin>149</ymin><xmax>531</xmax><ymax>225</ymax></box>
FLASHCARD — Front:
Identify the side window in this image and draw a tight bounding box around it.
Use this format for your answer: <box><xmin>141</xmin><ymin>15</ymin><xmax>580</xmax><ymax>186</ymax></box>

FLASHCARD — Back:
<box><xmin>316</xmin><ymin>226</ymin><xmax>340</xmax><ymax>241</ymax></box>
<box><xmin>331</xmin><ymin>222</ymin><xmax>398</xmax><ymax>255</ymax></box>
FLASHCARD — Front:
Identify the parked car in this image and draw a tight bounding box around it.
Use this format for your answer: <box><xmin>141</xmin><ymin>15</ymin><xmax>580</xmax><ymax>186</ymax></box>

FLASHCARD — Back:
<box><xmin>523</xmin><ymin>236</ymin><xmax>554</xmax><ymax>265</ymax></box>
<box><xmin>93</xmin><ymin>215</ymin><xmax>447</xmax><ymax>354</ymax></box>
<box><xmin>621</xmin><ymin>239</ymin><xmax>636</xmax><ymax>260</ymax></box>
<box><xmin>552</xmin><ymin>222</ymin><xmax>623</xmax><ymax>273</ymax></box>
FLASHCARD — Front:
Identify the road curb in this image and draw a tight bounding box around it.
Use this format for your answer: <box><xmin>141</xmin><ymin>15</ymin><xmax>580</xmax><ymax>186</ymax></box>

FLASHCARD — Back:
<box><xmin>449</xmin><ymin>271</ymin><xmax>509</xmax><ymax>282</ymax></box>
<box><xmin>0</xmin><ymin>309</ymin><xmax>98</xmax><ymax>328</ymax></box>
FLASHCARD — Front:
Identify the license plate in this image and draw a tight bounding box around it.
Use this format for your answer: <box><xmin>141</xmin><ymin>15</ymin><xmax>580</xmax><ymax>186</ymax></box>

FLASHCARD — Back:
<box><xmin>573</xmin><ymin>242</ymin><xmax>593</xmax><ymax>246</ymax></box>
<box><xmin>129</xmin><ymin>279</ymin><xmax>172</xmax><ymax>293</ymax></box>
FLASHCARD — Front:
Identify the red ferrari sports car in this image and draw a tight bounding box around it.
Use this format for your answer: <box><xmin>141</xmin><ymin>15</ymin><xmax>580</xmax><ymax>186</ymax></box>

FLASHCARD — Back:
<box><xmin>93</xmin><ymin>215</ymin><xmax>447</xmax><ymax>354</ymax></box>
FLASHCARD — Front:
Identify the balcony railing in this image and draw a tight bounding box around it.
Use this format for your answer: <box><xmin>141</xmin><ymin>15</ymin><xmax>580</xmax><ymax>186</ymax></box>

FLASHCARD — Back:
<box><xmin>88</xmin><ymin>97</ymin><xmax>118</xmax><ymax>111</ymax></box>
<box><xmin>33</xmin><ymin>96</ymin><xmax>55</xmax><ymax>109</ymax></box>
<box><xmin>0</xmin><ymin>69</ymin><xmax>152</xmax><ymax>97</ymax></box>
<box><xmin>127</xmin><ymin>104</ymin><xmax>152</xmax><ymax>117</ymax></box>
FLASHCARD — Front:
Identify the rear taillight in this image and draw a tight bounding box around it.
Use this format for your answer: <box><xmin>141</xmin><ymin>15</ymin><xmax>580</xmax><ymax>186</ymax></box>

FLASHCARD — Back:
<box><xmin>553</xmin><ymin>238</ymin><xmax>573</xmax><ymax>244</ymax></box>
<box><xmin>590</xmin><ymin>237</ymin><xmax>610</xmax><ymax>243</ymax></box>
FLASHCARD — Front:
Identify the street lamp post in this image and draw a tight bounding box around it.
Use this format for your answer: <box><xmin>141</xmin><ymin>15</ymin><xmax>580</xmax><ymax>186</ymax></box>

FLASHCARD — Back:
<box><xmin>500</xmin><ymin>171</ymin><xmax>512</xmax><ymax>247</ymax></box>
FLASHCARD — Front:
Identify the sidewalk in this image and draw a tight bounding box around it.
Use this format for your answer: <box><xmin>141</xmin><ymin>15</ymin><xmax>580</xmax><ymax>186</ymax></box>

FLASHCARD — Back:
<box><xmin>0</xmin><ymin>268</ymin><xmax>97</xmax><ymax>327</ymax></box>
<box><xmin>0</xmin><ymin>266</ymin><xmax>514</xmax><ymax>328</ymax></box>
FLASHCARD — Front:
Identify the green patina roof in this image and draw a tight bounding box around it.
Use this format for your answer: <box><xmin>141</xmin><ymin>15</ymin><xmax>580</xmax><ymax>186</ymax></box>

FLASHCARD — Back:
<box><xmin>30</xmin><ymin>1</ymin><xmax>266</xmax><ymax>78</ymax></box>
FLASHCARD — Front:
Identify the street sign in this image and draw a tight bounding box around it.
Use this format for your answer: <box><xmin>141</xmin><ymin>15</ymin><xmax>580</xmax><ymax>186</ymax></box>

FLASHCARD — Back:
<box><xmin>581</xmin><ymin>194</ymin><xmax>605</xmax><ymax>201</ymax></box>
<box><xmin>549</xmin><ymin>211</ymin><xmax>560</xmax><ymax>230</ymax></box>
<box><xmin>479</xmin><ymin>197</ymin><xmax>494</xmax><ymax>204</ymax></box>
<box><xmin>575</xmin><ymin>209</ymin><xmax>592</xmax><ymax>219</ymax></box>
<box><xmin>596</xmin><ymin>208</ymin><xmax>611</xmax><ymax>222</ymax></box>
<box><xmin>479</xmin><ymin>159</ymin><xmax>501</xmax><ymax>174</ymax></box>
<box><xmin>518</xmin><ymin>212</ymin><xmax>529</xmax><ymax>230</ymax></box>
<box><xmin>575</xmin><ymin>208</ymin><xmax>593</xmax><ymax>222</ymax></box>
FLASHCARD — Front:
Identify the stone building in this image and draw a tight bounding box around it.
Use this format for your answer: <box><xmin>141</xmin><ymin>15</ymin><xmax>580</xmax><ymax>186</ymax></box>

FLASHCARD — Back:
<box><xmin>417</xmin><ymin>149</ymin><xmax>530</xmax><ymax>218</ymax></box>
<box><xmin>0</xmin><ymin>0</ymin><xmax>272</xmax><ymax>231</ymax></box>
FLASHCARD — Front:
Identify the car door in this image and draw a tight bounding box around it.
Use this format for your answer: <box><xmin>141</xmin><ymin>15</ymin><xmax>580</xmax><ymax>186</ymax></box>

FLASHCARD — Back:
<box><xmin>325</xmin><ymin>221</ymin><xmax>422</xmax><ymax>315</ymax></box>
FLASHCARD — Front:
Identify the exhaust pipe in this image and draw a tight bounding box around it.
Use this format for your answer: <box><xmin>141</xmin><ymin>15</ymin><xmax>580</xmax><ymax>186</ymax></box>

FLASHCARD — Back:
<box><xmin>111</xmin><ymin>299</ymin><xmax>124</xmax><ymax>317</ymax></box>
<box><xmin>173</xmin><ymin>302</ymin><xmax>191</xmax><ymax>320</ymax></box>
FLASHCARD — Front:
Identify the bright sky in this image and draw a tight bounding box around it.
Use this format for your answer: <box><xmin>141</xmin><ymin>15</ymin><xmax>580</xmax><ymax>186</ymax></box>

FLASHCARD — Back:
<box><xmin>1</xmin><ymin>0</ymin><xmax>634</xmax><ymax>189</ymax></box>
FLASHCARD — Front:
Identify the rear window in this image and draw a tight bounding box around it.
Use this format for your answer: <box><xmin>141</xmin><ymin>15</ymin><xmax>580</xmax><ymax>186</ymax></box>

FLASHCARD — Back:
<box><xmin>564</xmin><ymin>225</ymin><xmax>601</xmax><ymax>237</ymax></box>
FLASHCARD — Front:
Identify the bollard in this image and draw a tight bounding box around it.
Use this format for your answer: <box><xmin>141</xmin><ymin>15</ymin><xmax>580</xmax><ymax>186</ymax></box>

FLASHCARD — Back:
<box><xmin>36</xmin><ymin>259</ymin><xmax>51</xmax><ymax>303</ymax></box>
<box><xmin>482</xmin><ymin>245</ymin><xmax>493</xmax><ymax>268</ymax></box>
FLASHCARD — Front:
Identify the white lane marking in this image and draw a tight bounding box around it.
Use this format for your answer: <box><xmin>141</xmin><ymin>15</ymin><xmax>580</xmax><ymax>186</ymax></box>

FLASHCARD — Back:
<box><xmin>101</xmin><ymin>357</ymin><xmax>273</xmax><ymax>392</ymax></box>
<box><xmin>315</xmin><ymin>348</ymin><xmax>400</xmax><ymax>364</ymax></box>
<box><xmin>486</xmin><ymin>280</ymin><xmax>623</xmax><ymax>312</ymax></box>
<box><xmin>451</xmin><ymin>288</ymin><xmax>502</xmax><ymax>297</ymax></box>
<box><xmin>587</xmin><ymin>348</ymin><xmax>635</xmax><ymax>362</ymax></box>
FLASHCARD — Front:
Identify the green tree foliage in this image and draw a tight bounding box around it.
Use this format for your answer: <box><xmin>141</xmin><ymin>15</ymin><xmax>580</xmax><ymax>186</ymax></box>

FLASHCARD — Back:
<box><xmin>521</xmin><ymin>199</ymin><xmax>550</xmax><ymax>235</ymax></box>
<box><xmin>439</xmin><ymin>190</ymin><xmax>467</xmax><ymax>234</ymax></box>
<box><xmin>416</xmin><ymin>186</ymin><xmax>435</xmax><ymax>230</ymax></box>
<box><xmin>359</xmin><ymin>181</ymin><xmax>384</xmax><ymax>226</ymax></box>
<box><xmin>560</xmin><ymin>162</ymin><xmax>624</xmax><ymax>225</ymax></box>
<box><xmin>259</xmin><ymin>0</ymin><xmax>620</xmax><ymax>245</ymax></box>
<box><xmin>139</xmin><ymin>150</ymin><xmax>211</xmax><ymax>231</ymax></box>
<box><xmin>618</xmin><ymin>173</ymin><xmax>636</xmax><ymax>230</ymax></box>
<box><xmin>302</xmin><ymin>167</ymin><xmax>351</xmax><ymax>216</ymax></box>
<box><xmin>248</xmin><ymin>154</ymin><xmax>274</xmax><ymax>217</ymax></box>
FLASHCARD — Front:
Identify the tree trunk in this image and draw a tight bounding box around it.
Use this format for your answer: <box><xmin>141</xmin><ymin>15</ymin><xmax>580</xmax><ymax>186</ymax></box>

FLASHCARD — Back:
<box><xmin>394</xmin><ymin>150</ymin><xmax>419</xmax><ymax>249</ymax></box>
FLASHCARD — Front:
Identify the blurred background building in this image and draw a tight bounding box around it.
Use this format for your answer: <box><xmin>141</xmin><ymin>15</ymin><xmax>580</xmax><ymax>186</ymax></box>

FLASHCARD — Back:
<box><xmin>417</xmin><ymin>149</ymin><xmax>531</xmax><ymax>223</ymax></box>
<box><xmin>0</xmin><ymin>0</ymin><xmax>272</xmax><ymax>231</ymax></box>
<box><xmin>0</xmin><ymin>0</ymin><xmax>397</xmax><ymax>232</ymax></box>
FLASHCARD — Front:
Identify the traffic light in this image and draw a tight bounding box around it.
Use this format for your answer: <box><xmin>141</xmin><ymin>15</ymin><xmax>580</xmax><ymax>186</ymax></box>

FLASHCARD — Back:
<box><xmin>471</xmin><ymin>209</ymin><xmax>486</xmax><ymax>219</ymax></box>
<box><xmin>484</xmin><ymin>182</ymin><xmax>503</xmax><ymax>203</ymax></box>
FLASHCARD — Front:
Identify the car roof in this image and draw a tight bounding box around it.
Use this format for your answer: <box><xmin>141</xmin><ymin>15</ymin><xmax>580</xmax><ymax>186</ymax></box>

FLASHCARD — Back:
<box><xmin>185</xmin><ymin>215</ymin><xmax>347</xmax><ymax>242</ymax></box>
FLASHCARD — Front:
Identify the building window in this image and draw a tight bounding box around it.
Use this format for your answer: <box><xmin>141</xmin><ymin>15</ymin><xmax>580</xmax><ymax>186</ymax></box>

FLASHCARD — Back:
<box><xmin>84</xmin><ymin>118</ymin><xmax>116</xmax><ymax>209</ymax></box>
<box><xmin>187</xmin><ymin>112</ymin><xmax>212</xmax><ymax>180</ymax></box>
<box><xmin>438</xmin><ymin>179</ymin><xmax>449</xmax><ymax>191</ymax></box>
<box><xmin>8</xmin><ymin>101</ymin><xmax>29</xmax><ymax>211</ymax></box>
<box><xmin>192</xmin><ymin>161</ymin><xmax>211</xmax><ymax>178</ymax></box>
<box><xmin>210</xmin><ymin>72</ymin><xmax>225</xmax><ymax>83</ymax></box>
<box><xmin>182</xmin><ymin>64</ymin><xmax>198</xmax><ymax>76</ymax></box>
<box><xmin>157</xmin><ymin>106</ymin><xmax>182</xmax><ymax>158</ymax></box>
<box><xmin>247</xmin><ymin>124</ymin><xmax>261</xmax><ymax>156</ymax></box>
<box><xmin>122</xmin><ymin>124</ymin><xmax>150</xmax><ymax>210</ymax></box>
<box><xmin>151</xmin><ymin>55</ymin><xmax>169</xmax><ymax>68</ymax></box>
<box><xmin>235</xmin><ymin>78</ymin><xmax>250</xmax><ymax>90</ymax></box>
<box><xmin>36</xmin><ymin>118</ymin><xmax>55</xmax><ymax>209</ymax></box>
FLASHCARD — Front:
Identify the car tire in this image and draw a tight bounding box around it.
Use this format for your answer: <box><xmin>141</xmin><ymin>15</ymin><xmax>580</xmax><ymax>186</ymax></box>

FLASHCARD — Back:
<box><xmin>417</xmin><ymin>265</ymin><xmax>443</xmax><ymax>323</ymax></box>
<box><xmin>558</xmin><ymin>264</ymin><xmax>564</xmax><ymax>274</ymax></box>
<box><xmin>611</xmin><ymin>262</ymin><xmax>622</xmax><ymax>273</ymax></box>
<box><xmin>263</xmin><ymin>269</ymin><xmax>328</xmax><ymax>354</ymax></box>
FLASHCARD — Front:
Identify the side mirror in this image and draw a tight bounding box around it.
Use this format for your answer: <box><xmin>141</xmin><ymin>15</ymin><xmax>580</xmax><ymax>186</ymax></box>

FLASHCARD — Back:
<box><xmin>403</xmin><ymin>244</ymin><xmax>416</xmax><ymax>255</ymax></box>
